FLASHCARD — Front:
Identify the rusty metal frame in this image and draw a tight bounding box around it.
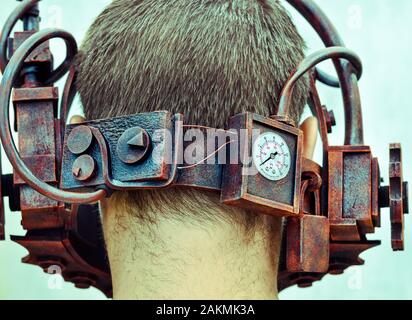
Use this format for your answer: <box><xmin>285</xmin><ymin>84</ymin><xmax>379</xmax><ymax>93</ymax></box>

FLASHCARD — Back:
<box><xmin>0</xmin><ymin>29</ymin><xmax>107</xmax><ymax>204</ymax></box>
<box><xmin>0</xmin><ymin>0</ymin><xmax>409</xmax><ymax>298</ymax></box>
<box><xmin>220</xmin><ymin>113</ymin><xmax>303</xmax><ymax>217</ymax></box>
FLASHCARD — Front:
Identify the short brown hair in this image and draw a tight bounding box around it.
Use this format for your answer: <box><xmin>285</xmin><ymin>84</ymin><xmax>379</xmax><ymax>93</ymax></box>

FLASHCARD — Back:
<box><xmin>76</xmin><ymin>0</ymin><xmax>309</xmax><ymax>226</ymax></box>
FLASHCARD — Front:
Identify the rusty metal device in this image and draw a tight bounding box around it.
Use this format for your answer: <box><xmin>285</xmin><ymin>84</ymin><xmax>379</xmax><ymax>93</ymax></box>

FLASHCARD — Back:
<box><xmin>0</xmin><ymin>0</ymin><xmax>409</xmax><ymax>298</ymax></box>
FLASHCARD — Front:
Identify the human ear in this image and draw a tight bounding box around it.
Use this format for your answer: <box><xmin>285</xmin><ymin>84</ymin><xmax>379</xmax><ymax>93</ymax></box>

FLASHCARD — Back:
<box><xmin>299</xmin><ymin>116</ymin><xmax>318</xmax><ymax>160</ymax></box>
<box><xmin>69</xmin><ymin>115</ymin><xmax>86</xmax><ymax>124</ymax></box>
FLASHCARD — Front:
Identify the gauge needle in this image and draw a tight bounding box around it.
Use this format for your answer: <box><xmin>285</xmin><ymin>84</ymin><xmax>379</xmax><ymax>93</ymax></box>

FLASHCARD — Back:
<box><xmin>260</xmin><ymin>152</ymin><xmax>278</xmax><ymax>166</ymax></box>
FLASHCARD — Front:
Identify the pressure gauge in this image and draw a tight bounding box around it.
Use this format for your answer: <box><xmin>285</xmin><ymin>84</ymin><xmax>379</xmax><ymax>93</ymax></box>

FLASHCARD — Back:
<box><xmin>221</xmin><ymin>113</ymin><xmax>303</xmax><ymax>217</ymax></box>
<box><xmin>253</xmin><ymin>132</ymin><xmax>291</xmax><ymax>181</ymax></box>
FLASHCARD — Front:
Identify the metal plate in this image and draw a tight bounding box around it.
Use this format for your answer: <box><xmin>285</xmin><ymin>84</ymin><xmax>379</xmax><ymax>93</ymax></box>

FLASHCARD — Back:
<box><xmin>221</xmin><ymin>113</ymin><xmax>303</xmax><ymax>217</ymax></box>
<box><xmin>60</xmin><ymin>111</ymin><xmax>176</xmax><ymax>190</ymax></box>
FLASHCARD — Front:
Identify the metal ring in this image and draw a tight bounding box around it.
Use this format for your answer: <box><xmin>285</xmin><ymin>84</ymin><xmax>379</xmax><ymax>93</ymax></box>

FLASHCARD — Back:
<box><xmin>0</xmin><ymin>0</ymin><xmax>40</xmax><ymax>73</ymax></box>
<box><xmin>286</xmin><ymin>0</ymin><xmax>364</xmax><ymax>145</ymax></box>
<box><xmin>277</xmin><ymin>47</ymin><xmax>362</xmax><ymax>119</ymax></box>
<box><xmin>315</xmin><ymin>68</ymin><xmax>341</xmax><ymax>88</ymax></box>
<box><xmin>0</xmin><ymin>28</ymin><xmax>106</xmax><ymax>204</ymax></box>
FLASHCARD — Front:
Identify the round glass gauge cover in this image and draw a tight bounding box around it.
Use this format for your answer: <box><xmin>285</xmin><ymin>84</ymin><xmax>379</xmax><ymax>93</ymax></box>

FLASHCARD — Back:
<box><xmin>252</xmin><ymin>132</ymin><xmax>291</xmax><ymax>181</ymax></box>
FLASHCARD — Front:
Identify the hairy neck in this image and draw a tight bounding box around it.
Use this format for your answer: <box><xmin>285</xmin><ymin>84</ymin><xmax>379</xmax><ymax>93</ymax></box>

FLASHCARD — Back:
<box><xmin>100</xmin><ymin>196</ymin><xmax>282</xmax><ymax>300</ymax></box>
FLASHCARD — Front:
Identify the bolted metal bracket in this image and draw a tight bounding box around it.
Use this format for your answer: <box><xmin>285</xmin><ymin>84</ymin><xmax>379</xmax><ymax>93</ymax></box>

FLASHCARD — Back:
<box><xmin>60</xmin><ymin>111</ymin><xmax>179</xmax><ymax>191</ymax></box>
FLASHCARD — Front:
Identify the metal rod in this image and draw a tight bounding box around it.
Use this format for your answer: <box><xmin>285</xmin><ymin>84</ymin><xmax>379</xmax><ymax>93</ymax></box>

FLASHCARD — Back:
<box><xmin>286</xmin><ymin>0</ymin><xmax>364</xmax><ymax>145</ymax></box>
<box><xmin>0</xmin><ymin>0</ymin><xmax>41</xmax><ymax>73</ymax></box>
<box><xmin>0</xmin><ymin>29</ymin><xmax>106</xmax><ymax>204</ymax></box>
<box><xmin>315</xmin><ymin>68</ymin><xmax>340</xmax><ymax>88</ymax></box>
<box><xmin>278</xmin><ymin>47</ymin><xmax>362</xmax><ymax>119</ymax></box>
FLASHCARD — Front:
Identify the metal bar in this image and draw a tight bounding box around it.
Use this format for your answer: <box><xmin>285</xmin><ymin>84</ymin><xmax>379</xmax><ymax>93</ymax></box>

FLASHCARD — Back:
<box><xmin>0</xmin><ymin>0</ymin><xmax>41</xmax><ymax>73</ymax></box>
<box><xmin>0</xmin><ymin>29</ymin><xmax>106</xmax><ymax>204</ymax></box>
<box><xmin>278</xmin><ymin>47</ymin><xmax>362</xmax><ymax>119</ymax></box>
<box><xmin>286</xmin><ymin>0</ymin><xmax>364</xmax><ymax>145</ymax></box>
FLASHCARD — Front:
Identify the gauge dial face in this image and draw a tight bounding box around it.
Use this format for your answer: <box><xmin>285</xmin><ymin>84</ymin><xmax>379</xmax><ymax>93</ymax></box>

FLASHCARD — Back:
<box><xmin>253</xmin><ymin>132</ymin><xmax>291</xmax><ymax>181</ymax></box>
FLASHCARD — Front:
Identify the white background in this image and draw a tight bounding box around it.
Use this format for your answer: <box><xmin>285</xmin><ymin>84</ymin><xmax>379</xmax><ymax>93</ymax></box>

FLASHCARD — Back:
<box><xmin>0</xmin><ymin>0</ymin><xmax>411</xmax><ymax>299</ymax></box>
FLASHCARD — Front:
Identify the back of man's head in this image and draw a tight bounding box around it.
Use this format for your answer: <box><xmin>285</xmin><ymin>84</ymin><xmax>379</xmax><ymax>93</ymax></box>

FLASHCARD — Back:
<box><xmin>75</xmin><ymin>0</ymin><xmax>309</xmax><ymax>299</ymax></box>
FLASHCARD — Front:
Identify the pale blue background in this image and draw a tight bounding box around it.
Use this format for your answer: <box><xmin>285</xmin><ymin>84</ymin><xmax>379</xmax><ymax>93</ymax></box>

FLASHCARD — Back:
<box><xmin>0</xmin><ymin>0</ymin><xmax>410</xmax><ymax>299</ymax></box>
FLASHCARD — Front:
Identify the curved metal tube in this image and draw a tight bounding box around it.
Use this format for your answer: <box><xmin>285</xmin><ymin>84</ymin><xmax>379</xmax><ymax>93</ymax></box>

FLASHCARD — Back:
<box><xmin>278</xmin><ymin>47</ymin><xmax>362</xmax><ymax>119</ymax></box>
<box><xmin>0</xmin><ymin>29</ymin><xmax>106</xmax><ymax>204</ymax></box>
<box><xmin>60</xmin><ymin>66</ymin><xmax>77</xmax><ymax>125</ymax></box>
<box><xmin>315</xmin><ymin>68</ymin><xmax>340</xmax><ymax>88</ymax></box>
<box><xmin>286</xmin><ymin>0</ymin><xmax>364</xmax><ymax>145</ymax></box>
<box><xmin>0</xmin><ymin>0</ymin><xmax>40</xmax><ymax>73</ymax></box>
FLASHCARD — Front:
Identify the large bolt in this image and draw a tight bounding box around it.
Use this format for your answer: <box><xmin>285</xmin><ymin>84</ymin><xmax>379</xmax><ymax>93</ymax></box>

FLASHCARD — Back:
<box><xmin>322</xmin><ymin>106</ymin><xmax>336</xmax><ymax>134</ymax></box>
<box><xmin>116</xmin><ymin>127</ymin><xmax>151</xmax><ymax>164</ymax></box>
<box><xmin>67</xmin><ymin>125</ymin><xmax>93</xmax><ymax>155</ymax></box>
<box><xmin>72</xmin><ymin>154</ymin><xmax>96</xmax><ymax>181</ymax></box>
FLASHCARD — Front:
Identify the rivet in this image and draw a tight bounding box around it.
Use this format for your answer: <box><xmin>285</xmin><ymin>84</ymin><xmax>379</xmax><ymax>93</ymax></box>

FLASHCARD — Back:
<box><xmin>67</xmin><ymin>125</ymin><xmax>93</xmax><ymax>155</ymax></box>
<box><xmin>322</xmin><ymin>106</ymin><xmax>336</xmax><ymax>133</ymax></box>
<box><xmin>117</xmin><ymin>127</ymin><xmax>151</xmax><ymax>164</ymax></box>
<box><xmin>72</xmin><ymin>155</ymin><xmax>96</xmax><ymax>181</ymax></box>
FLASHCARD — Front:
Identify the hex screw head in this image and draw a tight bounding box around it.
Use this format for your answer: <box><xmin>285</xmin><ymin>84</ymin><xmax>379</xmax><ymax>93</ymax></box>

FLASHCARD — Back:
<box><xmin>328</xmin><ymin>110</ymin><xmax>336</xmax><ymax>127</ymax></box>
<box><xmin>67</xmin><ymin>125</ymin><xmax>93</xmax><ymax>155</ymax></box>
<box><xmin>322</xmin><ymin>106</ymin><xmax>336</xmax><ymax>133</ymax></box>
<box><xmin>72</xmin><ymin>154</ymin><xmax>96</xmax><ymax>181</ymax></box>
<box><xmin>116</xmin><ymin>127</ymin><xmax>151</xmax><ymax>164</ymax></box>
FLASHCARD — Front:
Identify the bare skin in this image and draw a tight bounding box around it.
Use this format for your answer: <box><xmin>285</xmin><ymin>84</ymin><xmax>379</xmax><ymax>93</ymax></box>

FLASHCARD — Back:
<box><xmin>71</xmin><ymin>115</ymin><xmax>318</xmax><ymax>300</ymax></box>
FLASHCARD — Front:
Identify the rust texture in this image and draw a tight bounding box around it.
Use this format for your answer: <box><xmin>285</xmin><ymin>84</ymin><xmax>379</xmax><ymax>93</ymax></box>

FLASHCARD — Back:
<box><xmin>67</xmin><ymin>125</ymin><xmax>94</xmax><ymax>155</ymax></box>
<box><xmin>0</xmin><ymin>1</ymin><xmax>112</xmax><ymax>296</ymax></box>
<box><xmin>388</xmin><ymin>144</ymin><xmax>407</xmax><ymax>250</ymax></box>
<box><xmin>0</xmin><ymin>28</ymin><xmax>107</xmax><ymax>204</ymax></box>
<box><xmin>116</xmin><ymin>126</ymin><xmax>151</xmax><ymax>164</ymax></box>
<box><xmin>0</xmin><ymin>0</ymin><xmax>41</xmax><ymax>73</ymax></box>
<box><xmin>60</xmin><ymin>111</ymin><xmax>179</xmax><ymax>191</ymax></box>
<box><xmin>0</xmin><ymin>0</ymin><xmax>408</xmax><ymax>298</ymax></box>
<box><xmin>277</xmin><ymin>76</ymin><xmax>408</xmax><ymax>291</ymax></box>
<box><xmin>286</xmin><ymin>0</ymin><xmax>364</xmax><ymax>146</ymax></box>
<box><xmin>10</xmin><ymin>204</ymin><xmax>112</xmax><ymax>297</ymax></box>
<box><xmin>277</xmin><ymin>47</ymin><xmax>362</xmax><ymax>121</ymax></box>
<box><xmin>220</xmin><ymin>113</ymin><xmax>303</xmax><ymax>217</ymax></box>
